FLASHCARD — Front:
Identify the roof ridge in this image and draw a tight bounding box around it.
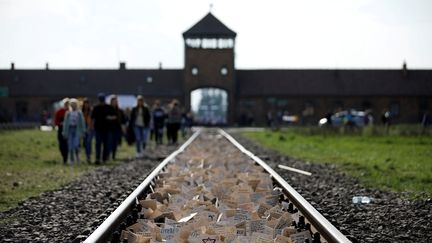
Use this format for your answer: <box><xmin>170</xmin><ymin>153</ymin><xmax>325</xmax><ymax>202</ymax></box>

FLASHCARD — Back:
<box><xmin>183</xmin><ymin>12</ymin><xmax>236</xmax><ymax>38</ymax></box>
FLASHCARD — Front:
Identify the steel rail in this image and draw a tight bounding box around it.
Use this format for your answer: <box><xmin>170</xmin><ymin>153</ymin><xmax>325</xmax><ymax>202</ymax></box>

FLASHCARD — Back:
<box><xmin>84</xmin><ymin>129</ymin><xmax>201</xmax><ymax>243</ymax></box>
<box><xmin>218</xmin><ymin>128</ymin><xmax>351</xmax><ymax>243</ymax></box>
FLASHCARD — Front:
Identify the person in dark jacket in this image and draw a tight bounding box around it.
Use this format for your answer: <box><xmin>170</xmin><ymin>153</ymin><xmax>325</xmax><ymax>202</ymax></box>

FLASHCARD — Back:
<box><xmin>54</xmin><ymin>98</ymin><xmax>69</xmax><ymax>164</ymax></box>
<box><xmin>152</xmin><ymin>100</ymin><xmax>166</xmax><ymax>145</ymax></box>
<box><xmin>82</xmin><ymin>98</ymin><xmax>93</xmax><ymax>163</ymax></box>
<box><xmin>166</xmin><ymin>99</ymin><xmax>182</xmax><ymax>145</ymax></box>
<box><xmin>91</xmin><ymin>93</ymin><xmax>116</xmax><ymax>164</ymax></box>
<box><xmin>110</xmin><ymin>95</ymin><xmax>126</xmax><ymax>160</ymax></box>
<box><xmin>129</xmin><ymin>95</ymin><xmax>151</xmax><ymax>158</ymax></box>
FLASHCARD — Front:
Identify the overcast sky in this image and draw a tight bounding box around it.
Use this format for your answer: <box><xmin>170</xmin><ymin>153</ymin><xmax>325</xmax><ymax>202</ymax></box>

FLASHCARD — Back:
<box><xmin>1</xmin><ymin>0</ymin><xmax>432</xmax><ymax>69</ymax></box>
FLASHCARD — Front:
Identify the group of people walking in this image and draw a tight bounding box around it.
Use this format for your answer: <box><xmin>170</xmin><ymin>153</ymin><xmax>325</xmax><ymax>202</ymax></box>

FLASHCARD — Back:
<box><xmin>54</xmin><ymin>94</ymin><xmax>189</xmax><ymax>165</ymax></box>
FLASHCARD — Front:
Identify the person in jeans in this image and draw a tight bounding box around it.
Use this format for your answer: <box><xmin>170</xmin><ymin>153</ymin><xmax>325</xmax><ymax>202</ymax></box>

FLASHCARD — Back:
<box><xmin>152</xmin><ymin>100</ymin><xmax>166</xmax><ymax>145</ymax></box>
<box><xmin>166</xmin><ymin>99</ymin><xmax>182</xmax><ymax>145</ymax></box>
<box><xmin>91</xmin><ymin>93</ymin><xmax>116</xmax><ymax>164</ymax></box>
<box><xmin>62</xmin><ymin>98</ymin><xmax>86</xmax><ymax>165</ymax></box>
<box><xmin>110</xmin><ymin>95</ymin><xmax>126</xmax><ymax>160</ymax></box>
<box><xmin>54</xmin><ymin>98</ymin><xmax>69</xmax><ymax>164</ymax></box>
<box><xmin>82</xmin><ymin>98</ymin><xmax>93</xmax><ymax>163</ymax></box>
<box><xmin>129</xmin><ymin>96</ymin><xmax>150</xmax><ymax>158</ymax></box>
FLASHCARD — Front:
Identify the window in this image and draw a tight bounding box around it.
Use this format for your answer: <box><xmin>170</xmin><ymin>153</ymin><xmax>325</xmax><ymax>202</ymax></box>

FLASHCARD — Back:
<box><xmin>240</xmin><ymin>100</ymin><xmax>255</xmax><ymax>109</ymax></box>
<box><xmin>266</xmin><ymin>97</ymin><xmax>276</xmax><ymax>105</ymax></box>
<box><xmin>191</xmin><ymin>66</ymin><xmax>198</xmax><ymax>76</ymax></box>
<box><xmin>220</xmin><ymin>66</ymin><xmax>228</xmax><ymax>76</ymax></box>
<box><xmin>303</xmin><ymin>102</ymin><xmax>315</xmax><ymax>116</ymax></box>
<box><xmin>0</xmin><ymin>87</ymin><xmax>8</xmax><ymax>97</ymax></box>
<box><xmin>146</xmin><ymin>76</ymin><xmax>153</xmax><ymax>83</ymax></box>
<box><xmin>277</xmin><ymin>99</ymin><xmax>288</xmax><ymax>108</ymax></box>
<box><xmin>389</xmin><ymin>102</ymin><xmax>400</xmax><ymax>117</ymax></box>
<box><xmin>80</xmin><ymin>75</ymin><xmax>87</xmax><ymax>84</ymax></box>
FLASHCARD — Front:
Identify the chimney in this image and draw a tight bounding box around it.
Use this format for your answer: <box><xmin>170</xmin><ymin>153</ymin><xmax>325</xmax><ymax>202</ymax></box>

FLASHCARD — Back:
<box><xmin>45</xmin><ymin>62</ymin><xmax>49</xmax><ymax>70</ymax></box>
<box><xmin>119</xmin><ymin>62</ymin><xmax>126</xmax><ymax>70</ymax></box>
<box><xmin>402</xmin><ymin>60</ymin><xmax>408</xmax><ymax>78</ymax></box>
<box><xmin>159</xmin><ymin>62</ymin><xmax>163</xmax><ymax>70</ymax></box>
<box><xmin>11</xmin><ymin>62</ymin><xmax>15</xmax><ymax>70</ymax></box>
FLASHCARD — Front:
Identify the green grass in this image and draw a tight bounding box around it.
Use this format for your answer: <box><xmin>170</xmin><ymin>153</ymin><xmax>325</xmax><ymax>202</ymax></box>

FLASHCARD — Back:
<box><xmin>243</xmin><ymin>126</ymin><xmax>432</xmax><ymax>198</ymax></box>
<box><xmin>0</xmin><ymin>129</ymin><xmax>135</xmax><ymax>212</ymax></box>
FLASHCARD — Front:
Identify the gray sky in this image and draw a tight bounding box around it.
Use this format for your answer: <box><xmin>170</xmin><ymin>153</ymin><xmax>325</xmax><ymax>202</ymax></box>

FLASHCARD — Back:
<box><xmin>1</xmin><ymin>0</ymin><xmax>432</xmax><ymax>69</ymax></box>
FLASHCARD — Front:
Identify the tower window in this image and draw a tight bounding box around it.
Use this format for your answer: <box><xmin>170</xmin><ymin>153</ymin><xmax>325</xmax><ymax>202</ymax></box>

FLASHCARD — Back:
<box><xmin>191</xmin><ymin>66</ymin><xmax>198</xmax><ymax>76</ymax></box>
<box><xmin>220</xmin><ymin>67</ymin><xmax>228</xmax><ymax>76</ymax></box>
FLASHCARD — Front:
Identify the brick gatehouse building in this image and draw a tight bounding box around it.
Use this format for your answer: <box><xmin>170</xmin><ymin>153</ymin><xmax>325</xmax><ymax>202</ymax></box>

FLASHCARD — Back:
<box><xmin>1</xmin><ymin>12</ymin><xmax>431</xmax><ymax>125</ymax></box>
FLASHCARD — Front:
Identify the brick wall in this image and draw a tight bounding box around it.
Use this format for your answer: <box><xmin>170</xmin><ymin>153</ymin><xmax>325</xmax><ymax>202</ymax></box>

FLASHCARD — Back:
<box><xmin>183</xmin><ymin>47</ymin><xmax>236</xmax><ymax>123</ymax></box>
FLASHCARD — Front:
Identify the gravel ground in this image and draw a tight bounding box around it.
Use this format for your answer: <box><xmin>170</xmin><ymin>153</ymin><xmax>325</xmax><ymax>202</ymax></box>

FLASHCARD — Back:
<box><xmin>0</xmin><ymin>145</ymin><xmax>174</xmax><ymax>243</ymax></box>
<box><xmin>1</xmin><ymin>132</ymin><xmax>431</xmax><ymax>243</ymax></box>
<box><xmin>232</xmin><ymin>133</ymin><xmax>432</xmax><ymax>243</ymax></box>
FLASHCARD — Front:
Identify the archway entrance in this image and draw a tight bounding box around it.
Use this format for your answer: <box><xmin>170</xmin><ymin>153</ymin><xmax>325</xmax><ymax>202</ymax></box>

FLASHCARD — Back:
<box><xmin>190</xmin><ymin>88</ymin><xmax>228</xmax><ymax>125</ymax></box>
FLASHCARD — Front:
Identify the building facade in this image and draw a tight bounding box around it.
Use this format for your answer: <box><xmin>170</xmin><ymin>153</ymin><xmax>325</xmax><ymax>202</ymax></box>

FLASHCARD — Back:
<box><xmin>0</xmin><ymin>13</ymin><xmax>431</xmax><ymax>125</ymax></box>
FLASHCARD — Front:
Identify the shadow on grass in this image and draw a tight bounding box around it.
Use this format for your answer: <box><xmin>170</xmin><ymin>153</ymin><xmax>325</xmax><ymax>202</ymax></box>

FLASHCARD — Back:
<box><xmin>43</xmin><ymin>159</ymin><xmax>59</xmax><ymax>165</ymax></box>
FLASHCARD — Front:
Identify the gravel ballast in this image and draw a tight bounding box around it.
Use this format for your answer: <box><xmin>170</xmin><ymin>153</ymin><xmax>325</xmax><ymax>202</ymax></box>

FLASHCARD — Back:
<box><xmin>233</xmin><ymin>133</ymin><xmax>432</xmax><ymax>243</ymax></box>
<box><xmin>0</xmin><ymin>146</ymin><xmax>173</xmax><ymax>243</ymax></box>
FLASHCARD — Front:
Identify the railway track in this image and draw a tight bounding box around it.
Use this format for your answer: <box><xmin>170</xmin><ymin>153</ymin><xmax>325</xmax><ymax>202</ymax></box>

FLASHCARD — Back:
<box><xmin>84</xmin><ymin>128</ymin><xmax>350</xmax><ymax>243</ymax></box>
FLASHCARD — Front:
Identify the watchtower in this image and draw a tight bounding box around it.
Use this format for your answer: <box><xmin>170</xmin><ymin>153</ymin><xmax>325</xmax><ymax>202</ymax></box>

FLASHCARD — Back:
<box><xmin>183</xmin><ymin>12</ymin><xmax>237</xmax><ymax>124</ymax></box>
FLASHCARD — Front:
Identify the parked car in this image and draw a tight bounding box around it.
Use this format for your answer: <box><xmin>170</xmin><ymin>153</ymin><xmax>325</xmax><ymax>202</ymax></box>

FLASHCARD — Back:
<box><xmin>318</xmin><ymin>110</ymin><xmax>369</xmax><ymax>127</ymax></box>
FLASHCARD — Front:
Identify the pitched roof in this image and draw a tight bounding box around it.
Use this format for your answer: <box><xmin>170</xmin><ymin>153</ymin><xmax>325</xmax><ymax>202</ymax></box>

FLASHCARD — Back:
<box><xmin>0</xmin><ymin>69</ymin><xmax>183</xmax><ymax>97</ymax></box>
<box><xmin>237</xmin><ymin>69</ymin><xmax>432</xmax><ymax>96</ymax></box>
<box><xmin>183</xmin><ymin>13</ymin><xmax>236</xmax><ymax>38</ymax></box>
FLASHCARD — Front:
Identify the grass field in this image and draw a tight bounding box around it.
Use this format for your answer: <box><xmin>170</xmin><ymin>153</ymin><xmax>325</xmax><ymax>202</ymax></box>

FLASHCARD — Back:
<box><xmin>0</xmin><ymin>129</ymin><xmax>135</xmax><ymax>212</ymax></box>
<box><xmin>243</xmin><ymin>126</ymin><xmax>432</xmax><ymax>198</ymax></box>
